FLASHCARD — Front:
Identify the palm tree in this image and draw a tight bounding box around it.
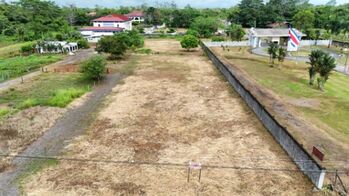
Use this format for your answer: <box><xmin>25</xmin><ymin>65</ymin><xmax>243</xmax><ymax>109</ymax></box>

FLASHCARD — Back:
<box><xmin>316</xmin><ymin>53</ymin><xmax>336</xmax><ymax>91</ymax></box>
<box><xmin>308</xmin><ymin>50</ymin><xmax>325</xmax><ymax>85</ymax></box>
<box><xmin>267</xmin><ymin>42</ymin><xmax>278</xmax><ymax>65</ymax></box>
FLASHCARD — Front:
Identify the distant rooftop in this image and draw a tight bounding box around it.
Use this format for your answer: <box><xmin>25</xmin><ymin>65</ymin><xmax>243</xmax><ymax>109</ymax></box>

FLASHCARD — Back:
<box><xmin>249</xmin><ymin>28</ymin><xmax>306</xmax><ymax>37</ymax></box>
<box><xmin>92</xmin><ymin>14</ymin><xmax>130</xmax><ymax>22</ymax></box>
<box><xmin>125</xmin><ymin>11</ymin><xmax>144</xmax><ymax>18</ymax></box>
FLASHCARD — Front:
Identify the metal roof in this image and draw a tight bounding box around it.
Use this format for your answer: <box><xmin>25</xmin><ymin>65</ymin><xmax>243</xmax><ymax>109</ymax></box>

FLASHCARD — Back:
<box><xmin>125</xmin><ymin>11</ymin><xmax>144</xmax><ymax>18</ymax></box>
<box><xmin>92</xmin><ymin>14</ymin><xmax>130</xmax><ymax>22</ymax></box>
<box><xmin>249</xmin><ymin>28</ymin><xmax>305</xmax><ymax>37</ymax></box>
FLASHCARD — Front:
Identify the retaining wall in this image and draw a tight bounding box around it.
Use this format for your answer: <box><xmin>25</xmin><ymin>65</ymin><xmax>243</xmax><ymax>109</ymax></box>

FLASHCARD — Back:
<box><xmin>200</xmin><ymin>42</ymin><xmax>326</xmax><ymax>189</ymax></box>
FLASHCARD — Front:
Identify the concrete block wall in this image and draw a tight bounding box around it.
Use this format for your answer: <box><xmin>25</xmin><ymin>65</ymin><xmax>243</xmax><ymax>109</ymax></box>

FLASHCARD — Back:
<box><xmin>201</xmin><ymin>42</ymin><xmax>326</xmax><ymax>189</ymax></box>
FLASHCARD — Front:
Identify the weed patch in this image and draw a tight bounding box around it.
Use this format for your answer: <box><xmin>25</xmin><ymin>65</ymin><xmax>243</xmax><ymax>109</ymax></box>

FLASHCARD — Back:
<box><xmin>47</xmin><ymin>88</ymin><xmax>87</xmax><ymax>107</ymax></box>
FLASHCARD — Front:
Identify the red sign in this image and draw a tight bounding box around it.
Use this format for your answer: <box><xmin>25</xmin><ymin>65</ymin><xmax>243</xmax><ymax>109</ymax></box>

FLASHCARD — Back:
<box><xmin>312</xmin><ymin>146</ymin><xmax>325</xmax><ymax>161</ymax></box>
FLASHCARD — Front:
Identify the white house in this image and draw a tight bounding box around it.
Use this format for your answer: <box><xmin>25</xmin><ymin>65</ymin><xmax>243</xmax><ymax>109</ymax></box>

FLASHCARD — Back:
<box><xmin>125</xmin><ymin>11</ymin><xmax>145</xmax><ymax>23</ymax></box>
<box><xmin>248</xmin><ymin>28</ymin><xmax>305</xmax><ymax>51</ymax></box>
<box><xmin>80</xmin><ymin>14</ymin><xmax>132</xmax><ymax>42</ymax></box>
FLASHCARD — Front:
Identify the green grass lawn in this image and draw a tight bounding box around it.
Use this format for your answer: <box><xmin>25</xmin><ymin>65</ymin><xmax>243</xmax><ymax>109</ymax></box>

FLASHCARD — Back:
<box><xmin>222</xmin><ymin>47</ymin><xmax>349</xmax><ymax>143</ymax></box>
<box><xmin>0</xmin><ymin>73</ymin><xmax>91</xmax><ymax>117</ymax></box>
<box><xmin>0</xmin><ymin>54</ymin><xmax>64</xmax><ymax>82</ymax></box>
<box><xmin>0</xmin><ymin>42</ymin><xmax>34</xmax><ymax>58</ymax></box>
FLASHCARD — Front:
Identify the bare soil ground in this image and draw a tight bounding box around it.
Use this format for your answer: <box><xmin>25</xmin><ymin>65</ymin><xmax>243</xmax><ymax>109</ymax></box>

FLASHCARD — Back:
<box><xmin>22</xmin><ymin>40</ymin><xmax>316</xmax><ymax>195</ymax></box>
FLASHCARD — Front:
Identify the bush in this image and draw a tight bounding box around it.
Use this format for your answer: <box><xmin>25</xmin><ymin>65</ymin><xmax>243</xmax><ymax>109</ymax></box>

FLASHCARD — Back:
<box><xmin>167</xmin><ymin>28</ymin><xmax>176</xmax><ymax>33</ymax></box>
<box><xmin>55</xmin><ymin>33</ymin><xmax>64</xmax><ymax>41</ymax></box>
<box><xmin>21</xmin><ymin>44</ymin><xmax>34</xmax><ymax>54</ymax></box>
<box><xmin>0</xmin><ymin>108</ymin><xmax>10</xmax><ymax>117</ymax></box>
<box><xmin>211</xmin><ymin>36</ymin><xmax>225</xmax><ymax>42</ymax></box>
<box><xmin>77</xmin><ymin>39</ymin><xmax>90</xmax><ymax>49</ymax></box>
<box><xmin>17</xmin><ymin>98</ymin><xmax>39</xmax><ymax>109</ymax></box>
<box><xmin>180</xmin><ymin>35</ymin><xmax>199</xmax><ymax>51</ymax></box>
<box><xmin>47</xmin><ymin>88</ymin><xmax>86</xmax><ymax>107</ymax></box>
<box><xmin>80</xmin><ymin>56</ymin><xmax>106</xmax><ymax>80</ymax></box>
<box><xmin>186</xmin><ymin>29</ymin><xmax>199</xmax><ymax>38</ymax></box>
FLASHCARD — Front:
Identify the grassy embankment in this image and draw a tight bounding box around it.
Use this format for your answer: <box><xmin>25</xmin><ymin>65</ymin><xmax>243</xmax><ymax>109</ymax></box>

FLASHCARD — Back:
<box><xmin>221</xmin><ymin>47</ymin><xmax>349</xmax><ymax>143</ymax></box>
<box><xmin>0</xmin><ymin>73</ymin><xmax>91</xmax><ymax>118</ymax></box>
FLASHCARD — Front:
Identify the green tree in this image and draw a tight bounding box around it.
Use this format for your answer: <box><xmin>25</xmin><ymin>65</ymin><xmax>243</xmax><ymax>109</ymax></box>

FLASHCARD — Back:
<box><xmin>144</xmin><ymin>7</ymin><xmax>162</xmax><ymax>26</ymax></box>
<box><xmin>316</xmin><ymin>53</ymin><xmax>336</xmax><ymax>91</ymax></box>
<box><xmin>80</xmin><ymin>56</ymin><xmax>106</xmax><ymax>81</ymax></box>
<box><xmin>267</xmin><ymin>42</ymin><xmax>279</xmax><ymax>65</ymax></box>
<box><xmin>227</xmin><ymin>24</ymin><xmax>245</xmax><ymax>41</ymax></box>
<box><xmin>308</xmin><ymin>50</ymin><xmax>325</xmax><ymax>85</ymax></box>
<box><xmin>186</xmin><ymin>29</ymin><xmax>199</xmax><ymax>38</ymax></box>
<box><xmin>96</xmin><ymin>34</ymin><xmax>130</xmax><ymax>59</ymax></box>
<box><xmin>190</xmin><ymin>17</ymin><xmax>219</xmax><ymax>38</ymax></box>
<box><xmin>180</xmin><ymin>35</ymin><xmax>199</xmax><ymax>51</ymax></box>
<box><xmin>237</xmin><ymin>0</ymin><xmax>264</xmax><ymax>27</ymax></box>
<box><xmin>292</xmin><ymin>9</ymin><xmax>315</xmax><ymax>31</ymax></box>
<box><xmin>277</xmin><ymin>47</ymin><xmax>287</xmax><ymax>64</ymax></box>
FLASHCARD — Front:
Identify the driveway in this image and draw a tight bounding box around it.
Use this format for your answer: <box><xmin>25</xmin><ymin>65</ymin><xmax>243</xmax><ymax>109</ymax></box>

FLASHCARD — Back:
<box><xmin>0</xmin><ymin>48</ymin><xmax>96</xmax><ymax>92</ymax></box>
<box><xmin>252</xmin><ymin>47</ymin><xmax>348</xmax><ymax>75</ymax></box>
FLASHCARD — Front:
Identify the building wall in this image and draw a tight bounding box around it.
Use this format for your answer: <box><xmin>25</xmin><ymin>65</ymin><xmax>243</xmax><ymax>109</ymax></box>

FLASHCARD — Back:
<box><xmin>93</xmin><ymin>21</ymin><xmax>132</xmax><ymax>30</ymax></box>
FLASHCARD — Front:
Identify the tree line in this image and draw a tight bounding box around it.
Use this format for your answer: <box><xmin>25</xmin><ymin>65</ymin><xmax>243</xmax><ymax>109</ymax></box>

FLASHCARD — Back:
<box><xmin>0</xmin><ymin>0</ymin><xmax>348</xmax><ymax>42</ymax></box>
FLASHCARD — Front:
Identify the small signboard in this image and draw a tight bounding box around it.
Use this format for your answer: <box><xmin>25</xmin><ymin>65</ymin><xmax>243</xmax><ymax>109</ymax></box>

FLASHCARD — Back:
<box><xmin>189</xmin><ymin>162</ymin><xmax>202</xmax><ymax>170</ymax></box>
<box><xmin>312</xmin><ymin>146</ymin><xmax>325</xmax><ymax>161</ymax></box>
<box><xmin>187</xmin><ymin>162</ymin><xmax>202</xmax><ymax>182</ymax></box>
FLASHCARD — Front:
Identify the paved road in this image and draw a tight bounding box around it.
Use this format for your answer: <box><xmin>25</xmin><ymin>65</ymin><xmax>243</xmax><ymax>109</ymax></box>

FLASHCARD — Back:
<box><xmin>252</xmin><ymin>47</ymin><xmax>348</xmax><ymax>75</ymax></box>
<box><xmin>0</xmin><ymin>48</ymin><xmax>96</xmax><ymax>92</ymax></box>
<box><xmin>0</xmin><ymin>73</ymin><xmax>122</xmax><ymax>196</ymax></box>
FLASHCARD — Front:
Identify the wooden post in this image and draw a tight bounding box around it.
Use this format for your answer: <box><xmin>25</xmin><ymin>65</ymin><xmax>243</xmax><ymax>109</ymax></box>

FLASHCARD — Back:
<box><xmin>21</xmin><ymin>76</ymin><xmax>24</xmax><ymax>84</ymax></box>
<box><xmin>198</xmin><ymin>169</ymin><xmax>202</xmax><ymax>182</ymax></box>
<box><xmin>187</xmin><ymin>167</ymin><xmax>191</xmax><ymax>182</ymax></box>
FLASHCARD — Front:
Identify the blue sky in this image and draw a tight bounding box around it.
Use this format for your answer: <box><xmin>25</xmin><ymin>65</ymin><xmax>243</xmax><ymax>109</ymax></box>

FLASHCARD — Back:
<box><xmin>30</xmin><ymin>0</ymin><xmax>349</xmax><ymax>8</ymax></box>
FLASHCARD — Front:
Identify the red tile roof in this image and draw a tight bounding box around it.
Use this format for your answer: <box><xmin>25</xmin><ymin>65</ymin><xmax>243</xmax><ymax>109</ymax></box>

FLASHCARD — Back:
<box><xmin>125</xmin><ymin>11</ymin><xmax>144</xmax><ymax>18</ymax></box>
<box><xmin>80</xmin><ymin>27</ymin><xmax>124</xmax><ymax>32</ymax></box>
<box><xmin>92</xmin><ymin>14</ymin><xmax>130</xmax><ymax>22</ymax></box>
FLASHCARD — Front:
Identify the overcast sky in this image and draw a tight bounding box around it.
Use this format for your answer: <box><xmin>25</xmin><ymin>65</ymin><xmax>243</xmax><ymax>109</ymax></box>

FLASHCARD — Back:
<box><xmin>29</xmin><ymin>0</ymin><xmax>349</xmax><ymax>8</ymax></box>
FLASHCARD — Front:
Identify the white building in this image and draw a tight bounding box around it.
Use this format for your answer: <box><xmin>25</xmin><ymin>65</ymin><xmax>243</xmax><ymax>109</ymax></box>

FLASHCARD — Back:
<box><xmin>248</xmin><ymin>28</ymin><xmax>305</xmax><ymax>51</ymax></box>
<box><xmin>80</xmin><ymin>14</ymin><xmax>132</xmax><ymax>42</ymax></box>
<box><xmin>125</xmin><ymin>11</ymin><xmax>145</xmax><ymax>23</ymax></box>
<box><xmin>36</xmin><ymin>41</ymin><xmax>78</xmax><ymax>54</ymax></box>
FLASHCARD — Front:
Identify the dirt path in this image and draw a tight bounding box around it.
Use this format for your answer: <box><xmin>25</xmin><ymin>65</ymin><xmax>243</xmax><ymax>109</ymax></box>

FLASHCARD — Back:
<box><xmin>0</xmin><ymin>73</ymin><xmax>122</xmax><ymax>195</ymax></box>
<box><xmin>20</xmin><ymin>40</ymin><xmax>316</xmax><ymax>195</ymax></box>
<box><xmin>0</xmin><ymin>48</ymin><xmax>95</xmax><ymax>92</ymax></box>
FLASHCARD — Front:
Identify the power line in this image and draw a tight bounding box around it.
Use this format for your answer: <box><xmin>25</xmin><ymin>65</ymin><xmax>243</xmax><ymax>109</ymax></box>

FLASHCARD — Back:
<box><xmin>0</xmin><ymin>154</ymin><xmax>347</xmax><ymax>174</ymax></box>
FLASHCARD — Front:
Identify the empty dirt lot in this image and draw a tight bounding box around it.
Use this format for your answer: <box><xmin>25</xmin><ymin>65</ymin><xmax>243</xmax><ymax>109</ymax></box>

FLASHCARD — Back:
<box><xmin>22</xmin><ymin>39</ymin><xmax>316</xmax><ymax>195</ymax></box>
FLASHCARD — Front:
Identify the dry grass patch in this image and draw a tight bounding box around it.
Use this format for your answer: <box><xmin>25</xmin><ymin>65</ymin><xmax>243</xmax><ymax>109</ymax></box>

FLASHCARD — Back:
<box><xmin>22</xmin><ymin>39</ymin><xmax>316</xmax><ymax>195</ymax></box>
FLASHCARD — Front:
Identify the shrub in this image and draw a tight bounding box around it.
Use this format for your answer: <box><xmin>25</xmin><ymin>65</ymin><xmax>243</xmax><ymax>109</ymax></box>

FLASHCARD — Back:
<box><xmin>211</xmin><ymin>36</ymin><xmax>225</xmax><ymax>42</ymax></box>
<box><xmin>80</xmin><ymin>56</ymin><xmax>106</xmax><ymax>80</ymax></box>
<box><xmin>55</xmin><ymin>33</ymin><xmax>64</xmax><ymax>41</ymax></box>
<box><xmin>180</xmin><ymin>35</ymin><xmax>199</xmax><ymax>51</ymax></box>
<box><xmin>47</xmin><ymin>88</ymin><xmax>86</xmax><ymax>107</ymax></box>
<box><xmin>17</xmin><ymin>98</ymin><xmax>39</xmax><ymax>109</ymax></box>
<box><xmin>167</xmin><ymin>28</ymin><xmax>176</xmax><ymax>33</ymax></box>
<box><xmin>0</xmin><ymin>108</ymin><xmax>10</xmax><ymax>117</ymax></box>
<box><xmin>77</xmin><ymin>39</ymin><xmax>90</xmax><ymax>49</ymax></box>
<box><xmin>186</xmin><ymin>29</ymin><xmax>199</xmax><ymax>38</ymax></box>
<box><xmin>21</xmin><ymin>43</ymin><xmax>35</xmax><ymax>54</ymax></box>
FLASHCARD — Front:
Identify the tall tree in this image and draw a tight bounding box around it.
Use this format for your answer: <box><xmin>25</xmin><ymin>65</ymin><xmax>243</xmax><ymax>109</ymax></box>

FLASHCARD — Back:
<box><xmin>237</xmin><ymin>0</ymin><xmax>264</xmax><ymax>27</ymax></box>
<box><xmin>292</xmin><ymin>9</ymin><xmax>315</xmax><ymax>31</ymax></box>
